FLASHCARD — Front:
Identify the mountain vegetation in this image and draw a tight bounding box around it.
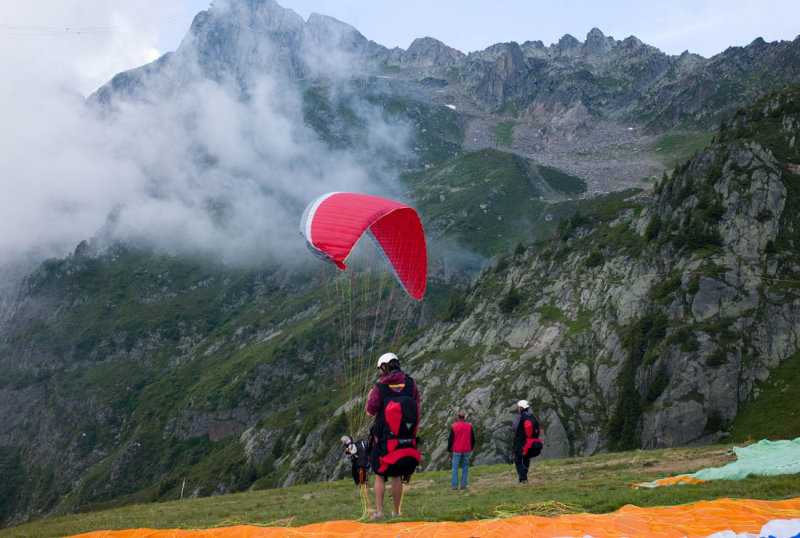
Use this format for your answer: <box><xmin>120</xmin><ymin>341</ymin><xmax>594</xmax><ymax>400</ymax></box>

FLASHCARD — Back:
<box><xmin>1</xmin><ymin>0</ymin><xmax>800</xmax><ymax>528</ymax></box>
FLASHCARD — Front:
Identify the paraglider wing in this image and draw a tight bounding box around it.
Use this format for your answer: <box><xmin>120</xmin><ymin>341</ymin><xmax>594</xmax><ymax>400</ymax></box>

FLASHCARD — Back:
<box><xmin>300</xmin><ymin>192</ymin><xmax>428</xmax><ymax>300</ymax></box>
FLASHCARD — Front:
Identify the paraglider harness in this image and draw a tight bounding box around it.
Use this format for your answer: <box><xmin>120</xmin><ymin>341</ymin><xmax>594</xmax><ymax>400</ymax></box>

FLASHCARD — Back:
<box><xmin>343</xmin><ymin>437</ymin><xmax>370</xmax><ymax>486</ymax></box>
<box><xmin>369</xmin><ymin>375</ymin><xmax>421</xmax><ymax>481</ymax></box>
<box><xmin>517</xmin><ymin>410</ymin><xmax>543</xmax><ymax>459</ymax></box>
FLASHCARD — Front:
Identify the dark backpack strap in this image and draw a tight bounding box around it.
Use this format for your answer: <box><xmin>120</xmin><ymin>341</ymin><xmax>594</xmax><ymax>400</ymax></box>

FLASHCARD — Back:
<box><xmin>376</xmin><ymin>381</ymin><xmax>392</xmax><ymax>402</ymax></box>
<box><xmin>355</xmin><ymin>440</ymin><xmax>369</xmax><ymax>469</ymax></box>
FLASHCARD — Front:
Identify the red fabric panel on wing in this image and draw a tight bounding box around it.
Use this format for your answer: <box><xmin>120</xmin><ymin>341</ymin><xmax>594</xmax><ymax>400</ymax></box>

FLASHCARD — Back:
<box><xmin>305</xmin><ymin>193</ymin><xmax>427</xmax><ymax>299</ymax></box>
<box><xmin>368</xmin><ymin>206</ymin><xmax>427</xmax><ymax>300</ymax></box>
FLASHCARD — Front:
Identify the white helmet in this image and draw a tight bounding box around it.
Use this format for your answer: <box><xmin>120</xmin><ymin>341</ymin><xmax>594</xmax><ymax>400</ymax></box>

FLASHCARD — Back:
<box><xmin>517</xmin><ymin>399</ymin><xmax>530</xmax><ymax>409</ymax></box>
<box><xmin>377</xmin><ymin>352</ymin><xmax>398</xmax><ymax>368</ymax></box>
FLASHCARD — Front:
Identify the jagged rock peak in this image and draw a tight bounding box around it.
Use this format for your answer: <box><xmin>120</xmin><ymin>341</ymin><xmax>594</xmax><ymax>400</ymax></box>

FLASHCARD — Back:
<box><xmin>555</xmin><ymin>34</ymin><xmax>581</xmax><ymax>53</ymax></box>
<box><xmin>305</xmin><ymin>13</ymin><xmax>364</xmax><ymax>40</ymax></box>
<box><xmin>519</xmin><ymin>39</ymin><xmax>548</xmax><ymax>59</ymax></box>
<box><xmin>186</xmin><ymin>0</ymin><xmax>376</xmax><ymax>56</ymax></box>
<box><xmin>303</xmin><ymin>12</ymin><xmax>370</xmax><ymax>51</ymax></box>
<box><xmin>585</xmin><ymin>27</ymin><xmax>615</xmax><ymax>56</ymax></box>
<box><xmin>180</xmin><ymin>0</ymin><xmax>305</xmax><ymax>81</ymax></box>
<box><xmin>188</xmin><ymin>0</ymin><xmax>304</xmax><ymax>39</ymax></box>
<box><xmin>402</xmin><ymin>36</ymin><xmax>465</xmax><ymax>67</ymax></box>
<box><xmin>470</xmin><ymin>41</ymin><xmax>525</xmax><ymax>63</ymax></box>
<box><xmin>620</xmin><ymin>35</ymin><xmax>645</xmax><ymax>51</ymax></box>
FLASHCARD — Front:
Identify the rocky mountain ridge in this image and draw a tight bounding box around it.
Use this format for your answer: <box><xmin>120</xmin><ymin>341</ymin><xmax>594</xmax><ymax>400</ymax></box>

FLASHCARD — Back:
<box><xmin>402</xmin><ymin>88</ymin><xmax>800</xmax><ymax>463</ymax></box>
<box><xmin>2</xmin><ymin>0</ymin><xmax>800</xmax><ymax>527</ymax></box>
<box><xmin>90</xmin><ymin>0</ymin><xmax>800</xmax><ymax>194</ymax></box>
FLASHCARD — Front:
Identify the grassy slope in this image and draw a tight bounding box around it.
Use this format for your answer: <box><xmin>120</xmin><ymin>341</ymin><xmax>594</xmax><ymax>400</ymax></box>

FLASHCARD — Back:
<box><xmin>728</xmin><ymin>352</ymin><xmax>800</xmax><ymax>443</ymax></box>
<box><xmin>407</xmin><ymin>147</ymin><xmax>634</xmax><ymax>257</ymax></box>
<box><xmin>0</xmin><ymin>248</ymin><xmax>359</xmax><ymax>514</ymax></box>
<box><xmin>648</xmin><ymin>131</ymin><xmax>715</xmax><ymax>170</ymax></box>
<box><xmin>2</xmin><ymin>443</ymin><xmax>799</xmax><ymax>537</ymax></box>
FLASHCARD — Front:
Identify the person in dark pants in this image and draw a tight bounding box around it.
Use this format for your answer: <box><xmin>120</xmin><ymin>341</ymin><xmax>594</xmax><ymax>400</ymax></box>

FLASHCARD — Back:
<box><xmin>341</xmin><ymin>435</ymin><xmax>369</xmax><ymax>485</ymax></box>
<box><xmin>511</xmin><ymin>399</ymin><xmax>540</xmax><ymax>484</ymax></box>
<box><xmin>447</xmin><ymin>411</ymin><xmax>475</xmax><ymax>490</ymax></box>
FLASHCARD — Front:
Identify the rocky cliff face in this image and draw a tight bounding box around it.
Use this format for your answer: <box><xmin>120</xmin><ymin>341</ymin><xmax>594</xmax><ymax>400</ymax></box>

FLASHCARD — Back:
<box><xmin>240</xmin><ymin>86</ymin><xmax>800</xmax><ymax>485</ymax></box>
<box><xmin>394</xmin><ymin>37</ymin><xmax>465</xmax><ymax>68</ymax></box>
<box><xmin>392</xmin><ymin>86</ymin><xmax>800</xmax><ymax>465</ymax></box>
<box><xmin>454</xmin><ymin>29</ymin><xmax>800</xmax><ymax>132</ymax></box>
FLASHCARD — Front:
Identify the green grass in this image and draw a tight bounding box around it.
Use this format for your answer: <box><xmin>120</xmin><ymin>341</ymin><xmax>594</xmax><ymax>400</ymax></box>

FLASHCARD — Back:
<box><xmin>3</xmin><ymin>444</ymin><xmax>799</xmax><ymax>537</ymax></box>
<box><xmin>537</xmin><ymin>164</ymin><xmax>586</xmax><ymax>194</ymax></box>
<box><xmin>649</xmin><ymin>131</ymin><xmax>714</xmax><ymax>169</ymax></box>
<box><xmin>490</xmin><ymin>121</ymin><xmax>515</xmax><ymax>148</ymax></box>
<box><xmin>406</xmin><ymin>148</ymin><xmax>633</xmax><ymax>257</ymax></box>
<box><xmin>728</xmin><ymin>352</ymin><xmax>800</xmax><ymax>442</ymax></box>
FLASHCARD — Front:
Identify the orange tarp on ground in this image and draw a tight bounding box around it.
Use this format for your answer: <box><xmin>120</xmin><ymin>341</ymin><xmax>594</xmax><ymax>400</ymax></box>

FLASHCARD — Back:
<box><xmin>70</xmin><ymin>497</ymin><xmax>800</xmax><ymax>538</ymax></box>
<box><xmin>633</xmin><ymin>475</ymin><xmax>708</xmax><ymax>488</ymax></box>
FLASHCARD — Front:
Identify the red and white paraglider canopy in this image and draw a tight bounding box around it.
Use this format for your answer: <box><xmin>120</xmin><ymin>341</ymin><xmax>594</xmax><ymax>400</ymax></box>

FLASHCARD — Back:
<box><xmin>299</xmin><ymin>192</ymin><xmax>428</xmax><ymax>300</ymax></box>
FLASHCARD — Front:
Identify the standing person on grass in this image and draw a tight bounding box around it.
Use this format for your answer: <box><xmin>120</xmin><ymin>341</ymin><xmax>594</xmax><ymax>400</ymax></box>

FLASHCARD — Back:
<box><xmin>448</xmin><ymin>411</ymin><xmax>475</xmax><ymax>490</ymax></box>
<box><xmin>366</xmin><ymin>352</ymin><xmax>421</xmax><ymax>521</ymax></box>
<box><xmin>511</xmin><ymin>399</ymin><xmax>542</xmax><ymax>484</ymax></box>
<box><xmin>341</xmin><ymin>435</ymin><xmax>369</xmax><ymax>486</ymax></box>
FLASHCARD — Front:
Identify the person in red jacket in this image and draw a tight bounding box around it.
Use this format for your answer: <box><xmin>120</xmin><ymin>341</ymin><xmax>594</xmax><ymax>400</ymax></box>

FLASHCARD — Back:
<box><xmin>447</xmin><ymin>411</ymin><xmax>475</xmax><ymax>490</ymax></box>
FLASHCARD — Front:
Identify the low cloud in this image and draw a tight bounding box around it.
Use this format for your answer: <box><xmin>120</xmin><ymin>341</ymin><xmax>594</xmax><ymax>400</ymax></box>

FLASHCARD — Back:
<box><xmin>0</xmin><ymin>11</ymin><xmax>412</xmax><ymax>270</ymax></box>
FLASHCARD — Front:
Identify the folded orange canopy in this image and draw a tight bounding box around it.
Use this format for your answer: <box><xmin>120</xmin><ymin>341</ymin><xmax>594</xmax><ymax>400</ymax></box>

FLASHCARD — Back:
<box><xmin>69</xmin><ymin>497</ymin><xmax>800</xmax><ymax>538</ymax></box>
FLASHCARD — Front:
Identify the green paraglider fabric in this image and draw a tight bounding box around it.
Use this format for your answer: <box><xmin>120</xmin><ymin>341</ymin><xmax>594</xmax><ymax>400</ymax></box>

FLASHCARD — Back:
<box><xmin>634</xmin><ymin>437</ymin><xmax>800</xmax><ymax>488</ymax></box>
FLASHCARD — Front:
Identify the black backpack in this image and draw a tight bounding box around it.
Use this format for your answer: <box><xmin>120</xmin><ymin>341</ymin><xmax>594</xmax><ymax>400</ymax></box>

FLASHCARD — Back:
<box><xmin>349</xmin><ymin>439</ymin><xmax>369</xmax><ymax>485</ymax></box>
<box><xmin>373</xmin><ymin>376</ymin><xmax>421</xmax><ymax>476</ymax></box>
<box><xmin>519</xmin><ymin>411</ymin><xmax>543</xmax><ymax>458</ymax></box>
